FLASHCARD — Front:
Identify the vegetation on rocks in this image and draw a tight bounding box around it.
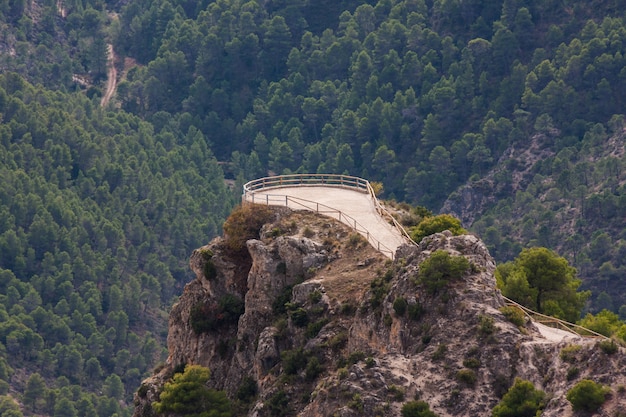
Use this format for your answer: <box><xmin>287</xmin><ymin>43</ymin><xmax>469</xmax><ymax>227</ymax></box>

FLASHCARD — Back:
<box><xmin>410</xmin><ymin>214</ymin><xmax>467</xmax><ymax>243</ymax></box>
<box><xmin>496</xmin><ymin>247</ymin><xmax>589</xmax><ymax>322</ymax></box>
<box><xmin>566</xmin><ymin>379</ymin><xmax>610</xmax><ymax>412</ymax></box>
<box><xmin>153</xmin><ymin>365</ymin><xmax>232</xmax><ymax>416</ymax></box>
<box><xmin>417</xmin><ymin>250</ymin><xmax>470</xmax><ymax>295</ymax></box>
<box><xmin>2</xmin><ymin>0</ymin><xmax>626</xmax><ymax>414</ymax></box>
<box><xmin>491</xmin><ymin>378</ymin><xmax>546</xmax><ymax>417</ymax></box>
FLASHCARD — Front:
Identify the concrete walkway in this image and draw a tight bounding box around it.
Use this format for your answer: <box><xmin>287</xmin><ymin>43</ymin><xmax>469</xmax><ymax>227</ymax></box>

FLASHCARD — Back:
<box><xmin>244</xmin><ymin>186</ymin><xmax>409</xmax><ymax>258</ymax></box>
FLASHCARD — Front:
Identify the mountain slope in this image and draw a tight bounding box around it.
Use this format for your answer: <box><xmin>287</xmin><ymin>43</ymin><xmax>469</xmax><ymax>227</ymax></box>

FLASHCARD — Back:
<box><xmin>134</xmin><ymin>207</ymin><xmax>626</xmax><ymax>417</ymax></box>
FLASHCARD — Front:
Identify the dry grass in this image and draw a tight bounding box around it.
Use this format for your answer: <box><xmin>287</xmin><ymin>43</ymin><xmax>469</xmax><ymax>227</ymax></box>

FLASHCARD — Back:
<box><xmin>264</xmin><ymin>210</ymin><xmax>388</xmax><ymax>305</ymax></box>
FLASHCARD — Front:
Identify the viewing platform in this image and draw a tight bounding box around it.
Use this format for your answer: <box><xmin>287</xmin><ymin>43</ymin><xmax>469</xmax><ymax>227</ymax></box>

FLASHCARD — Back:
<box><xmin>242</xmin><ymin>174</ymin><xmax>413</xmax><ymax>259</ymax></box>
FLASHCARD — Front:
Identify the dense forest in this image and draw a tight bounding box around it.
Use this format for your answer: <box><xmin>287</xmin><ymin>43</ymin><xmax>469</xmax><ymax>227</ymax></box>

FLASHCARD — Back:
<box><xmin>1</xmin><ymin>0</ymin><xmax>626</xmax><ymax>415</ymax></box>
<box><xmin>0</xmin><ymin>73</ymin><xmax>235</xmax><ymax>414</ymax></box>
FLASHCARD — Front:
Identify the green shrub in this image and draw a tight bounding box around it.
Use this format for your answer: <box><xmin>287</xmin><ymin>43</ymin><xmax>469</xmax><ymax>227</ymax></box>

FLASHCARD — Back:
<box><xmin>219</xmin><ymin>294</ymin><xmax>245</xmax><ymax>319</ymax></box>
<box><xmin>199</xmin><ymin>249</ymin><xmax>218</xmax><ymax>280</ymax></box>
<box><xmin>410</xmin><ymin>214</ymin><xmax>466</xmax><ymax>243</ymax></box>
<box><xmin>308</xmin><ymin>290</ymin><xmax>322</xmax><ymax>304</ymax></box>
<box><xmin>340</xmin><ymin>302</ymin><xmax>356</xmax><ymax>315</ymax></box>
<box><xmin>393</xmin><ymin>297</ymin><xmax>408</xmax><ymax>316</ymax></box>
<box><xmin>305</xmin><ymin>318</ymin><xmax>329</xmax><ymax>339</ymax></box>
<box><xmin>370</xmin><ymin>272</ymin><xmax>392</xmax><ymax>308</ymax></box>
<box><xmin>463</xmin><ymin>358</ymin><xmax>480</xmax><ymax>369</ymax></box>
<box><xmin>154</xmin><ymin>365</ymin><xmax>232</xmax><ymax>416</ymax></box>
<box><xmin>281</xmin><ymin>348</ymin><xmax>308</xmax><ymax>375</ymax></box>
<box><xmin>266</xmin><ymin>390</ymin><xmax>290</xmax><ymax>417</ymax></box>
<box><xmin>347</xmin><ymin>351</ymin><xmax>366</xmax><ymax>364</ymax></box>
<box><xmin>432</xmin><ymin>344</ymin><xmax>447</xmax><ymax>360</ymax></box>
<box><xmin>327</xmin><ymin>331</ymin><xmax>348</xmax><ymax>350</ymax></box>
<box><xmin>305</xmin><ymin>356</ymin><xmax>323</xmax><ymax>381</ymax></box>
<box><xmin>272</xmin><ymin>286</ymin><xmax>293</xmax><ymax>315</ymax></box>
<box><xmin>456</xmin><ymin>369</ymin><xmax>477</xmax><ymax>386</ymax></box>
<box><xmin>290</xmin><ymin>308</ymin><xmax>308</xmax><ymax>327</ymax></box>
<box><xmin>348</xmin><ymin>393</ymin><xmax>363</xmax><ymax>412</ymax></box>
<box><xmin>236</xmin><ymin>376</ymin><xmax>258</xmax><ymax>402</ymax></box>
<box><xmin>566</xmin><ymin>366</ymin><xmax>579</xmax><ymax>381</ymax></box>
<box><xmin>401</xmin><ymin>400</ymin><xmax>438</xmax><ymax>417</ymax></box>
<box><xmin>559</xmin><ymin>344</ymin><xmax>581</xmax><ymax>363</ymax></box>
<box><xmin>348</xmin><ymin>233</ymin><xmax>365</xmax><ymax>248</ymax></box>
<box><xmin>388</xmin><ymin>384</ymin><xmax>405</xmax><ymax>401</ymax></box>
<box><xmin>204</xmin><ymin>259</ymin><xmax>217</xmax><ymax>280</ymax></box>
<box><xmin>408</xmin><ymin>302</ymin><xmax>424</xmax><ymax>320</ymax></box>
<box><xmin>189</xmin><ymin>294</ymin><xmax>244</xmax><ymax>334</ymax></box>
<box><xmin>478</xmin><ymin>315</ymin><xmax>496</xmax><ymax>335</ymax></box>
<box><xmin>499</xmin><ymin>306</ymin><xmax>525</xmax><ymax>327</ymax></box>
<box><xmin>597</xmin><ymin>339</ymin><xmax>618</xmax><ymax>354</ymax></box>
<box><xmin>269</xmin><ymin>227</ymin><xmax>283</xmax><ymax>237</ymax></box>
<box><xmin>566</xmin><ymin>379</ymin><xmax>610</xmax><ymax>412</ymax></box>
<box><xmin>492</xmin><ymin>378</ymin><xmax>546</xmax><ymax>417</ymax></box>
<box><xmin>418</xmin><ymin>250</ymin><xmax>470</xmax><ymax>295</ymax></box>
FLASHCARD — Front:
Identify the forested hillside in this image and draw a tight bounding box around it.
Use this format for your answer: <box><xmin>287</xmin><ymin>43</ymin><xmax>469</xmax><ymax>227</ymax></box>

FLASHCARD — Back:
<box><xmin>0</xmin><ymin>73</ymin><xmax>234</xmax><ymax>415</ymax></box>
<box><xmin>1</xmin><ymin>0</ymin><xmax>626</xmax><ymax>415</ymax></box>
<box><xmin>109</xmin><ymin>0</ymin><xmax>626</xmax><ymax>307</ymax></box>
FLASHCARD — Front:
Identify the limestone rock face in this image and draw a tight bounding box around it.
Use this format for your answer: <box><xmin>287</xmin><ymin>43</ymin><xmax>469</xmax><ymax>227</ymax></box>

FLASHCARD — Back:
<box><xmin>133</xmin><ymin>208</ymin><xmax>626</xmax><ymax>417</ymax></box>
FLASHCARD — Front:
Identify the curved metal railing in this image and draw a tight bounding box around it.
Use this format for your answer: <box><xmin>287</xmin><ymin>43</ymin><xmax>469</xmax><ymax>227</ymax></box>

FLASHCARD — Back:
<box><xmin>243</xmin><ymin>175</ymin><xmax>613</xmax><ymax>344</ymax></box>
<box><xmin>502</xmin><ymin>296</ymin><xmax>612</xmax><ymax>341</ymax></box>
<box><xmin>243</xmin><ymin>174</ymin><xmax>370</xmax><ymax>193</ymax></box>
<box><xmin>364</xmin><ymin>181</ymin><xmax>417</xmax><ymax>245</ymax></box>
<box><xmin>242</xmin><ymin>174</ymin><xmax>415</xmax><ymax>259</ymax></box>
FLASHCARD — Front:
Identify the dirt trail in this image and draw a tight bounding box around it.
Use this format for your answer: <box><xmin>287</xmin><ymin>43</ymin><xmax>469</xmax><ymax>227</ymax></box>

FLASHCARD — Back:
<box><xmin>101</xmin><ymin>44</ymin><xmax>117</xmax><ymax>107</ymax></box>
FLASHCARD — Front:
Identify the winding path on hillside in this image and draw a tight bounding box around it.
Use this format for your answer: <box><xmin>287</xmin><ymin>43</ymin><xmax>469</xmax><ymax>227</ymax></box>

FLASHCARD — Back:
<box><xmin>101</xmin><ymin>44</ymin><xmax>117</xmax><ymax>107</ymax></box>
<box><xmin>242</xmin><ymin>174</ymin><xmax>412</xmax><ymax>259</ymax></box>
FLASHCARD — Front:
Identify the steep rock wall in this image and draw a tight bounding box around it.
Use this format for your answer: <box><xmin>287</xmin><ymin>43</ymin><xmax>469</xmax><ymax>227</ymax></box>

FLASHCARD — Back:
<box><xmin>133</xmin><ymin>208</ymin><xmax>626</xmax><ymax>417</ymax></box>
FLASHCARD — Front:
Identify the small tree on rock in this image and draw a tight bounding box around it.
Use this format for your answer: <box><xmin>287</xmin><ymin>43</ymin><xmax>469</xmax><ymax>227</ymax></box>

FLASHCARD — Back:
<box><xmin>401</xmin><ymin>400</ymin><xmax>438</xmax><ymax>417</ymax></box>
<box><xmin>418</xmin><ymin>250</ymin><xmax>470</xmax><ymax>295</ymax></box>
<box><xmin>153</xmin><ymin>365</ymin><xmax>232</xmax><ymax>417</ymax></box>
<box><xmin>566</xmin><ymin>379</ymin><xmax>610</xmax><ymax>412</ymax></box>
<box><xmin>410</xmin><ymin>214</ymin><xmax>466</xmax><ymax>243</ymax></box>
<box><xmin>492</xmin><ymin>378</ymin><xmax>546</xmax><ymax>417</ymax></box>
<box><xmin>496</xmin><ymin>247</ymin><xmax>589</xmax><ymax>322</ymax></box>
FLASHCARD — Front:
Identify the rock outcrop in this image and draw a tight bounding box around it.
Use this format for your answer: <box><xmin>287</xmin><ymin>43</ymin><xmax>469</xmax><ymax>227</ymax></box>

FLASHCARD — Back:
<box><xmin>133</xmin><ymin>207</ymin><xmax>626</xmax><ymax>417</ymax></box>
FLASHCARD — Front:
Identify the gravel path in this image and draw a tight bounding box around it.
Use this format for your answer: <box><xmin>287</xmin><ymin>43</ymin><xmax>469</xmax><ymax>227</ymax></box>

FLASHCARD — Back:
<box><xmin>245</xmin><ymin>186</ymin><xmax>409</xmax><ymax>258</ymax></box>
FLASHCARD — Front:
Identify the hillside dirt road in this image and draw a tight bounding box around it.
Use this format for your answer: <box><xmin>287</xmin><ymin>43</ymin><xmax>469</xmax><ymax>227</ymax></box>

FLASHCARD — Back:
<box><xmin>101</xmin><ymin>44</ymin><xmax>117</xmax><ymax>107</ymax></box>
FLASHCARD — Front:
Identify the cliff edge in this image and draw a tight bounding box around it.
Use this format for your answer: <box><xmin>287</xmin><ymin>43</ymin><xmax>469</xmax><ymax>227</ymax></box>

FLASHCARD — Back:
<box><xmin>133</xmin><ymin>206</ymin><xmax>626</xmax><ymax>417</ymax></box>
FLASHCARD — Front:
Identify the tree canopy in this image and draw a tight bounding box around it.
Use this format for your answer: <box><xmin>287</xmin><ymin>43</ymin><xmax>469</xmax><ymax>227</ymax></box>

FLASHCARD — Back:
<box><xmin>496</xmin><ymin>247</ymin><xmax>589</xmax><ymax>322</ymax></box>
<box><xmin>153</xmin><ymin>365</ymin><xmax>232</xmax><ymax>417</ymax></box>
<box><xmin>1</xmin><ymin>0</ymin><xmax>626</xmax><ymax>413</ymax></box>
<box><xmin>491</xmin><ymin>378</ymin><xmax>546</xmax><ymax>417</ymax></box>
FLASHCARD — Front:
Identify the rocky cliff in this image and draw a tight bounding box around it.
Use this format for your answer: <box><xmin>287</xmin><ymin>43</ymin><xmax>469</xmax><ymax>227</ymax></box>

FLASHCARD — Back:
<box><xmin>133</xmin><ymin>206</ymin><xmax>626</xmax><ymax>417</ymax></box>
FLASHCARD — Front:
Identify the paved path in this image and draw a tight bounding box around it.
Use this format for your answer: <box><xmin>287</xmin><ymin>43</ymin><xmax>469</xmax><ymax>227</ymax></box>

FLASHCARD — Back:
<box><xmin>245</xmin><ymin>186</ymin><xmax>409</xmax><ymax>258</ymax></box>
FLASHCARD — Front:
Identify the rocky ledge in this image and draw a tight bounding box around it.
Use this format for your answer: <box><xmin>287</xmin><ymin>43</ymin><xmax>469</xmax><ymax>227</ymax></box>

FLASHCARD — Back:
<box><xmin>133</xmin><ymin>207</ymin><xmax>626</xmax><ymax>417</ymax></box>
